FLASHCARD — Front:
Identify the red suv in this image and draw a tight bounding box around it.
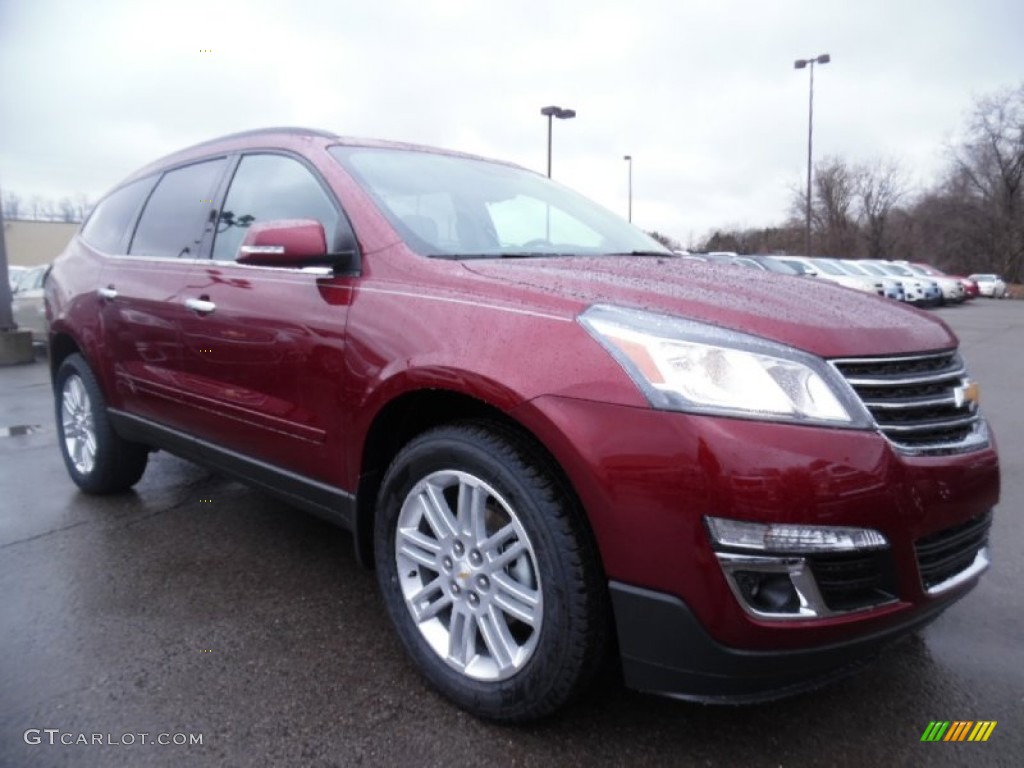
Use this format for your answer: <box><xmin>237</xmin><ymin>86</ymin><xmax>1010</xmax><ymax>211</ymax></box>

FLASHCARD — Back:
<box><xmin>46</xmin><ymin>128</ymin><xmax>999</xmax><ymax>721</ymax></box>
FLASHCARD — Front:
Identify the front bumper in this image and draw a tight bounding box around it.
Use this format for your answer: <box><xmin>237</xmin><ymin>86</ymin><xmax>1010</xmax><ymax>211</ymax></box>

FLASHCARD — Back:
<box><xmin>610</xmin><ymin>581</ymin><xmax>954</xmax><ymax>702</ymax></box>
<box><xmin>511</xmin><ymin>394</ymin><xmax>999</xmax><ymax>695</ymax></box>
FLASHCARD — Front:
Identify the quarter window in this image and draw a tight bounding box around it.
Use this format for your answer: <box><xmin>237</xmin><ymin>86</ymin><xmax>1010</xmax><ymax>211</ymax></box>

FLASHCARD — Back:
<box><xmin>212</xmin><ymin>154</ymin><xmax>340</xmax><ymax>261</ymax></box>
<box><xmin>130</xmin><ymin>159</ymin><xmax>227</xmax><ymax>258</ymax></box>
<box><xmin>80</xmin><ymin>177</ymin><xmax>155</xmax><ymax>254</ymax></box>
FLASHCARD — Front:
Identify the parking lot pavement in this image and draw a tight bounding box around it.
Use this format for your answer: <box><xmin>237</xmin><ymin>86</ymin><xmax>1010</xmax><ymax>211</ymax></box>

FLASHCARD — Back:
<box><xmin>2</xmin><ymin>301</ymin><xmax>1023</xmax><ymax>768</ymax></box>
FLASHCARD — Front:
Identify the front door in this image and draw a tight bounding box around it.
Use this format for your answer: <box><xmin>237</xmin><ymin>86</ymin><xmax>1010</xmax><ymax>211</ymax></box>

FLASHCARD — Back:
<box><xmin>175</xmin><ymin>152</ymin><xmax>354</xmax><ymax>485</ymax></box>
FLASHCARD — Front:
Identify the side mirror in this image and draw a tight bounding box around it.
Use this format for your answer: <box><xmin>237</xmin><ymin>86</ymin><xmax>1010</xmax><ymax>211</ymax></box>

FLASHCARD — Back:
<box><xmin>236</xmin><ymin>219</ymin><xmax>355</xmax><ymax>270</ymax></box>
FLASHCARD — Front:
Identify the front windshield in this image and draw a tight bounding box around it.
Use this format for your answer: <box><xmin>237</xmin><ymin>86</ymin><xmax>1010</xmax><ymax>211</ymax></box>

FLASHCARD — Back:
<box><xmin>878</xmin><ymin>263</ymin><xmax>913</xmax><ymax>277</ymax></box>
<box><xmin>839</xmin><ymin>260</ymin><xmax>868</xmax><ymax>276</ymax></box>
<box><xmin>856</xmin><ymin>261</ymin><xmax>886</xmax><ymax>277</ymax></box>
<box><xmin>329</xmin><ymin>146</ymin><xmax>669</xmax><ymax>258</ymax></box>
<box><xmin>812</xmin><ymin>259</ymin><xmax>845</xmax><ymax>276</ymax></box>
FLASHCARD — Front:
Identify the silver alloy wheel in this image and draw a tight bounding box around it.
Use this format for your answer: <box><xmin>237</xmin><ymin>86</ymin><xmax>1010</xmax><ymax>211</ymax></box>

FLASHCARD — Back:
<box><xmin>395</xmin><ymin>469</ymin><xmax>543</xmax><ymax>681</ymax></box>
<box><xmin>61</xmin><ymin>374</ymin><xmax>97</xmax><ymax>475</ymax></box>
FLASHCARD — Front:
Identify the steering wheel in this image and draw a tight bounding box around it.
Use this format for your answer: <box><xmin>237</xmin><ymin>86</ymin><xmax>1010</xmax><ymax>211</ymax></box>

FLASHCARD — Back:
<box><xmin>521</xmin><ymin>238</ymin><xmax>552</xmax><ymax>249</ymax></box>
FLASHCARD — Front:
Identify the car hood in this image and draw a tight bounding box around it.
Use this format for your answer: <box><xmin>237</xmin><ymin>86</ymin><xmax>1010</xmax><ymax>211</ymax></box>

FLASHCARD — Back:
<box><xmin>461</xmin><ymin>257</ymin><xmax>956</xmax><ymax>358</ymax></box>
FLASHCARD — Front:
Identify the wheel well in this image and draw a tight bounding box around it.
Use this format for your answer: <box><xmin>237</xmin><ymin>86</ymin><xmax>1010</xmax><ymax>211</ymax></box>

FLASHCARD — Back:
<box><xmin>49</xmin><ymin>333</ymin><xmax>81</xmax><ymax>382</ymax></box>
<box><xmin>354</xmin><ymin>390</ymin><xmax>581</xmax><ymax>570</ymax></box>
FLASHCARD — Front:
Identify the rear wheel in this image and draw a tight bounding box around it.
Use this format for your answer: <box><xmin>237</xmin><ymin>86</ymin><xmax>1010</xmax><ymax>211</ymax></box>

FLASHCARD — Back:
<box><xmin>375</xmin><ymin>422</ymin><xmax>607</xmax><ymax>722</ymax></box>
<box><xmin>54</xmin><ymin>353</ymin><xmax>149</xmax><ymax>493</ymax></box>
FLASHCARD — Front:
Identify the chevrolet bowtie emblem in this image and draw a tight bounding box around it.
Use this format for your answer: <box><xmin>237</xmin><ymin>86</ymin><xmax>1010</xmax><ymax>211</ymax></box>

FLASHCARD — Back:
<box><xmin>953</xmin><ymin>380</ymin><xmax>980</xmax><ymax>408</ymax></box>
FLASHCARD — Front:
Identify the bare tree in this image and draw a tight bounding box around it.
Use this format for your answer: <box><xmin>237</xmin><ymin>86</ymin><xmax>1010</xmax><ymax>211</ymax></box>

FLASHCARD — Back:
<box><xmin>74</xmin><ymin>193</ymin><xmax>93</xmax><ymax>222</ymax></box>
<box><xmin>855</xmin><ymin>160</ymin><xmax>909</xmax><ymax>258</ymax></box>
<box><xmin>811</xmin><ymin>156</ymin><xmax>859</xmax><ymax>257</ymax></box>
<box><xmin>58</xmin><ymin>197</ymin><xmax>76</xmax><ymax>222</ymax></box>
<box><xmin>946</xmin><ymin>84</ymin><xmax>1024</xmax><ymax>281</ymax></box>
<box><xmin>646</xmin><ymin>230</ymin><xmax>682</xmax><ymax>250</ymax></box>
<box><xmin>2</xmin><ymin>191</ymin><xmax>21</xmax><ymax>220</ymax></box>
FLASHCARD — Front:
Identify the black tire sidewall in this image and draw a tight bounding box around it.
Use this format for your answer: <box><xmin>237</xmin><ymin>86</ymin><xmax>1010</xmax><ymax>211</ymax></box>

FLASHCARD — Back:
<box><xmin>54</xmin><ymin>353</ymin><xmax>146</xmax><ymax>493</ymax></box>
<box><xmin>375</xmin><ymin>425</ymin><xmax>591</xmax><ymax>721</ymax></box>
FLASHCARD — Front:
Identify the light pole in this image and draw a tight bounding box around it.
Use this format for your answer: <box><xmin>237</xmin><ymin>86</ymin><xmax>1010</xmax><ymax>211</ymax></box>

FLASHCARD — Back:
<box><xmin>623</xmin><ymin>155</ymin><xmax>632</xmax><ymax>222</ymax></box>
<box><xmin>540</xmin><ymin>105</ymin><xmax>576</xmax><ymax>178</ymax></box>
<box><xmin>794</xmin><ymin>53</ymin><xmax>830</xmax><ymax>255</ymax></box>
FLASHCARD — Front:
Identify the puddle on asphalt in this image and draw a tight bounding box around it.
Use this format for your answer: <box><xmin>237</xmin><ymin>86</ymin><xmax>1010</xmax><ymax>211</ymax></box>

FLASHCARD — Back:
<box><xmin>0</xmin><ymin>425</ymin><xmax>43</xmax><ymax>437</ymax></box>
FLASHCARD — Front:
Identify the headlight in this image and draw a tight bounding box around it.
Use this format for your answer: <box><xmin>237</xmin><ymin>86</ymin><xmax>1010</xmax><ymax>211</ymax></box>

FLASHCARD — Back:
<box><xmin>579</xmin><ymin>304</ymin><xmax>870</xmax><ymax>426</ymax></box>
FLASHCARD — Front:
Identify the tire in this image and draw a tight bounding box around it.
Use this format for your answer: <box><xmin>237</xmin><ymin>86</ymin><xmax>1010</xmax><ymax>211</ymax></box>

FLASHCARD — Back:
<box><xmin>374</xmin><ymin>422</ymin><xmax>607</xmax><ymax>722</ymax></box>
<box><xmin>54</xmin><ymin>353</ymin><xmax>149</xmax><ymax>494</ymax></box>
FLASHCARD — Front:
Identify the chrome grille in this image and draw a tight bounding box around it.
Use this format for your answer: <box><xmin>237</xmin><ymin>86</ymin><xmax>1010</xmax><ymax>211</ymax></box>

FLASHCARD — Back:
<box><xmin>831</xmin><ymin>351</ymin><xmax>987</xmax><ymax>455</ymax></box>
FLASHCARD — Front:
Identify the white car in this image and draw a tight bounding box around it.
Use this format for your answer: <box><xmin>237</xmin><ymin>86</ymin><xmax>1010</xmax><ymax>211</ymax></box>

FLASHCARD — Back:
<box><xmin>7</xmin><ymin>265</ymin><xmax>27</xmax><ymax>292</ymax></box>
<box><xmin>823</xmin><ymin>258</ymin><xmax>904</xmax><ymax>301</ymax></box>
<box><xmin>865</xmin><ymin>261</ymin><xmax>943</xmax><ymax>306</ymax></box>
<box><xmin>968</xmin><ymin>273</ymin><xmax>1008</xmax><ymax>298</ymax></box>
<box><xmin>898</xmin><ymin>262</ymin><xmax>965</xmax><ymax>303</ymax></box>
<box><xmin>11</xmin><ymin>264</ymin><xmax>49</xmax><ymax>343</ymax></box>
<box><xmin>768</xmin><ymin>256</ymin><xmax>884</xmax><ymax>295</ymax></box>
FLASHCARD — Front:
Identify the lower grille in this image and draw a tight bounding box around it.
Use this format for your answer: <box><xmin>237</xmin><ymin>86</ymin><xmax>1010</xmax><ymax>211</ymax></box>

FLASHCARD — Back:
<box><xmin>915</xmin><ymin>512</ymin><xmax>992</xmax><ymax>592</ymax></box>
<box><xmin>807</xmin><ymin>550</ymin><xmax>897</xmax><ymax>612</ymax></box>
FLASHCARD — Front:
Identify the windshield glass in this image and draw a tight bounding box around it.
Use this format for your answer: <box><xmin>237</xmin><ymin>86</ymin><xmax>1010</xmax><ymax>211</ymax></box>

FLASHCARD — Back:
<box><xmin>878</xmin><ymin>263</ymin><xmax>913</xmax><ymax>276</ymax></box>
<box><xmin>855</xmin><ymin>261</ymin><xmax>886</xmax><ymax>277</ymax></box>
<box><xmin>811</xmin><ymin>259</ymin><xmax>845</xmax><ymax>276</ymax></box>
<box><xmin>329</xmin><ymin>146</ymin><xmax>669</xmax><ymax>259</ymax></box>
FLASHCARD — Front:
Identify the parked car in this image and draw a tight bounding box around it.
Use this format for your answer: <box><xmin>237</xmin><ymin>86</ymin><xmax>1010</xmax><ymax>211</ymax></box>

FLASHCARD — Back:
<box><xmin>46</xmin><ymin>128</ymin><xmax>999</xmax><ymax>722</ymax></box>
<box><xmin>897</xmin><ymin>262</ymin><xmax>966</xmax><ymax>304</ymax></box>
<box><xmin>11</xmin><ymin>264</ymin><xmax>49</xmax><ymax>343</ymax></box>
<box><xmin>767</xmin><ymin>255</ymin><xmax>884</xmax><ymax>295</ymax></box>
<box><xmin>911</xmin><ymin>263</ymin><xmax>978</xmax><ymax>299</ymax></box>
<box><xmin>732</xmin><ymin>255</ymin><xmax>807</xmax><ymax>276</ymax></box>
<box><xmin>968</xmin><ymin>274</ymin><xmax>1008</xmax><ymax>298</ymax></box>
<box><xmin>818</xmin><ymin>258</ymin><xmax>904</xmax><ymax>301</ymax></box>
<box><xmin>866</xmin><ymin>261</ymin><xmax>943</xmax><ymax>306</ymax></box>
<box><xmin>7</xmin><ymin>265</ymin><xmax>28</xmax><ymax>292</ymax></box>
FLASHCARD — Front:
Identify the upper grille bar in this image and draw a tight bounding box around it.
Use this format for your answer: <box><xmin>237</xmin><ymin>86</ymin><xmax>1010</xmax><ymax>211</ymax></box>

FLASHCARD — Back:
<box><xmin>830</xmin><ymin>350</ymin><xmax>987</xmax><ymax>456</ymax></box>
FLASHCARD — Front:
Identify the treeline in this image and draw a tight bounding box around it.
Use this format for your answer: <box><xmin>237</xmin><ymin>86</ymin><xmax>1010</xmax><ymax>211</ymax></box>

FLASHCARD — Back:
<box><xmin>698</xmin><ymin>83</ymin><xmax>1024</xmax><ymax>282</ymax></box>
<box><xmin>2</xmin><ymin>192</ymin><xmax>93</xmax><ymax>223</ymax></box>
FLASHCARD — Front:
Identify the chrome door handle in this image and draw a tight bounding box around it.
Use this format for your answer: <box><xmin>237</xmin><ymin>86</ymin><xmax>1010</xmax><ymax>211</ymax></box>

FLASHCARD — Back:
<box><xmin>185</xmin><ymin>298</ymin><xmax>216</xmax><ymax>314</ymax></box>
<box><xmin>98</xmin><ymin>287</ymin><xmax>118</xmax><ymax>300</ymax></box>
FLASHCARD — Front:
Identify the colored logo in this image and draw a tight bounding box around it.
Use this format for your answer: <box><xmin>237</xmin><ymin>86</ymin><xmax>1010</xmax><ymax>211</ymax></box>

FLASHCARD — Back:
<box><xmin>921</xmin><ymin>721</ymin><xmax>996</xmax><ymax>742</ymax></box>
<box><xmin>953</xmin><ymin>380</ymin><xmax>980</xmax><ymax>409</ymax></box>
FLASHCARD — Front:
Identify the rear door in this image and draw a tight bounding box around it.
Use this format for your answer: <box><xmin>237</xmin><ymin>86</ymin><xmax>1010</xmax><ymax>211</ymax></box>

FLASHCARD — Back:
<box><xmin>97</xmin><ymin>158</ymin><xmax>227</xmax><ymax>427</ymax></box>
<box><xmin>175</xmin><ymin>152</ymin><xmax>355</xmax><ymax>485</ymax></box>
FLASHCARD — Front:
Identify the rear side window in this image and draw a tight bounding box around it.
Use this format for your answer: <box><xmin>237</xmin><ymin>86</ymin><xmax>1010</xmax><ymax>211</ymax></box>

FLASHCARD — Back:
<box><xmin>212</xmin><ymin>154</ymin><xmax>341</xmax><ymax>261</ymax></box>
<box><xmin>130</xmin><ymin>158</ymin><xmax>227</xmax><ymax>258</ymax></box>
<box><xmin>80</xmin><ymin>177</ymin><xmax>155</xmax><ymax>254</ymax></box>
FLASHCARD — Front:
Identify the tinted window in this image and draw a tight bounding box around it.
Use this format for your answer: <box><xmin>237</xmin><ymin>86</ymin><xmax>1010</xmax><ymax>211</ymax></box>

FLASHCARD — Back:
<box><xmin>80</xmin><ymin>177</ymin><xmax>155</xmax><ymax>254</ymax></box>
<box><xmin>130</xmin><ymin>159</ymin><xmax>227</xmax><ymax>258</ymax></box>
<box><xmin>212</xmin><ymin>154</ymin><xmax>340</xmax><ymax>261</ymax></box>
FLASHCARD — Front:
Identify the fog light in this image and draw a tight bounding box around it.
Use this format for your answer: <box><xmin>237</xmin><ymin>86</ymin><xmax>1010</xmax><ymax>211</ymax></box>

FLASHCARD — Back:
<box><xmin>733</xmin><ymin>571</ymin><xmax>800</xmax><ymax>613</ymax></box>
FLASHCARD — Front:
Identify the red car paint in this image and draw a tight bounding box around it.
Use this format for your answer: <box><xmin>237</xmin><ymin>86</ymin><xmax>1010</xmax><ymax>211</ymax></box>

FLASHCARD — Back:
<box><xmin>46</xmin><ymin>129</ymin><xmax>999</xmax><ymax>705</ymax></box>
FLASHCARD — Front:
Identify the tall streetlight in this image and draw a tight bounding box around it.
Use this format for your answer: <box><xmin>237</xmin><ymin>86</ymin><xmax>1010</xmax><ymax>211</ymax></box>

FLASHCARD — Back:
<box><xmin>540</xmin><ymin>105</ymin><xmax>576</xmax><ymax>178</ymax></box>
<box><xmin>623</xmin><ymin>155</ymin><xmax>633</xmax><ymax>222</ymax></box>
<box><xmin>794</xmin><ymin>53</ymin><xmax>830</xmax><ymax>255</ymax></box>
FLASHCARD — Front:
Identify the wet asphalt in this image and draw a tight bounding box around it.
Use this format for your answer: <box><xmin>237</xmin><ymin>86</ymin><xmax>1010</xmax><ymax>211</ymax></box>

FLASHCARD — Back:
<box><xmin>1</xmin><ymin>300</ymin><xmax>1022</xmax><ymax>768</ymax></box>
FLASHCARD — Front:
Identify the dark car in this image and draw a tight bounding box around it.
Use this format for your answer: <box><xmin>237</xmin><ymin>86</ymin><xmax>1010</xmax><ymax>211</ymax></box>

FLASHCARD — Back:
<box><xmin>45</xmin><ymin>128</ymin><xmax>999</xmax><ymax>722</ymax></box>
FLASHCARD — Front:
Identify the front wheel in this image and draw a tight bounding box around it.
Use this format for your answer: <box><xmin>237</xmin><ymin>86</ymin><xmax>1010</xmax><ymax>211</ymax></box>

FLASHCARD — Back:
<box><xmin>375</xmin><ymin>422</ymin><xmax>607</xmax><ymax>722</ymax></box>
<box><xmin>54</xmin><ymin>353</ymin><xmax>149</xmax><ymax>493</ymax></box>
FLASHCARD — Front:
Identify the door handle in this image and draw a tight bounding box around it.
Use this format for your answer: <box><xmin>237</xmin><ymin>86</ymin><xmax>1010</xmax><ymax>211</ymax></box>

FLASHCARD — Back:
<box><xmin>97</xmin><ymin>286</ymin><xmax>118</xmax><ymax>300</ymax></box>
<box><xmin>185</xmin><ymin>298</ymin><xmax>216</xmax><ymax>314</ymax></box>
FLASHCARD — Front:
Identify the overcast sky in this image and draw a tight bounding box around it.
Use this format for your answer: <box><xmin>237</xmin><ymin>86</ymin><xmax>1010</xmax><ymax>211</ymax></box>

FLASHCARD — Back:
<box><xmin>1</xmin><ymin>0</ymin><xmax>1022</xmax><ymax>245</ymax></box>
